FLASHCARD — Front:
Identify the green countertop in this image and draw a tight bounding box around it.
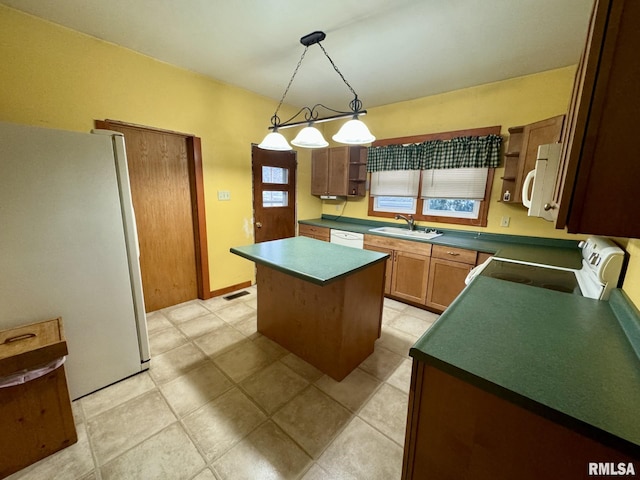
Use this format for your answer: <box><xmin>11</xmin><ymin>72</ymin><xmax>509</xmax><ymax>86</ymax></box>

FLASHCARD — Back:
<box><xmin>411</xmin><ymin>277</ymin><xmax>640</xmax><ymax>452</ymax></box>
<box><xmin>230</xmin><ymin>236</ymin><xmax>388</xmax><ymax>286</ymax></box>
<box><xmin>299</xmin><ymin>217</ymin><xmax>582</xmax><ymax>269</ymax></box>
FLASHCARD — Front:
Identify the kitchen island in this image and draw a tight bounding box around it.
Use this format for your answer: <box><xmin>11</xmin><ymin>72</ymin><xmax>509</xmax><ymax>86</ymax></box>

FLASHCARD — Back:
<box><xmin>230</xmin><ymin>236</ymin><xmax>388</xmax><ymax>381</ymax></box>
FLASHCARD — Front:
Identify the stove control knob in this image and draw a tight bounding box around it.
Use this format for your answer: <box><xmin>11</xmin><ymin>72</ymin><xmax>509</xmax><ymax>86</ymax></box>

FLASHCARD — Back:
<box><xmin>578</xmin><ymin>241</ymin><xmax>586</xmax><ymax>248</ymax></box>
<box><xmin>590</xmin><ymin>253</ymin><xmax>600</xmax><ymax>265</ymax></box>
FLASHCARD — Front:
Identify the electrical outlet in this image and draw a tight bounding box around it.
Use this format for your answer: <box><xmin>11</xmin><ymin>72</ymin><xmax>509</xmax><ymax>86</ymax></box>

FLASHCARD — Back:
<box><xmin>500</xmin><ymin>216</ymin><xmax>510</xmax><ymax>227</ymax></box>
<box><xmin>217</xmin><ymin>190</ymin><xmax>231</xmax><ymax>201</ymax></box>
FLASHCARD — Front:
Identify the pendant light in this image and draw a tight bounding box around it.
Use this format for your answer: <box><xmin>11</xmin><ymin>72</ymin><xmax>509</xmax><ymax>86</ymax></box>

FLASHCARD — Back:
<box><xmin>257</xmin><ymin>130</ymin><xmax>292</xmax><ymax>151</ymax></box>
<box><xmin>332</xmin><ymin>97</ymin><xmax>375</xmax><ymax>144</ymax></box>
<box><xmin>291</xmin><ymin>124</ymin><xmax>329</xmax><ymax>148</ymax></box>
<box><xmin>333</xmin><ymin>119</ymin><xmax>376</xmax><ymax>144</ymax></box>
<box><xmin>258</xmin><ymin>31</ymin><xmax>374</xmax><ymax>150</ymax></box>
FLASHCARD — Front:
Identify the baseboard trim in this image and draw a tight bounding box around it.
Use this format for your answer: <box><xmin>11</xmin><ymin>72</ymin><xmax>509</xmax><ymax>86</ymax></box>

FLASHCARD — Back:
<box><xmin>210</xmin><ymin>281</ymin><xmax>252</xmax><ymax>298</ymax></box>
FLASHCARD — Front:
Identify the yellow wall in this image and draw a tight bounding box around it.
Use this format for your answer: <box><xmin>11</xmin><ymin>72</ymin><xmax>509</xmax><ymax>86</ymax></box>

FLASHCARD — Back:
<box><xmin>622</xmin><ymin>240</ymin><xmax>640</xmax><ymax>308</ymax></box>
<box><xmin>0</xmin><ymin>5</ymin><xmax>321</xmax><ymax>292</ymax></box>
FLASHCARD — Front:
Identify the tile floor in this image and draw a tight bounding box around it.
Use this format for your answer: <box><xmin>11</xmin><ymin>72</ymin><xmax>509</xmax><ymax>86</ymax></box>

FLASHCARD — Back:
<box><xmin>8</xmin><ymin>285</ymin><xmax>439</xmax><ymax>480</ymax></box>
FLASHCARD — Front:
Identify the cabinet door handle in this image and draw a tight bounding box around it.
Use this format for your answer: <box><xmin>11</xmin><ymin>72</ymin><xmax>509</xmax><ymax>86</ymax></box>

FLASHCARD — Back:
<box><xmin>446</xmin><ymin>251</ymin><xmax>460</xmax><ymax>256</ymax></box>
<box><xmin>4</xmin><ymin>332</ymin><xmax>36</xmax><ymax>344</ymax></box>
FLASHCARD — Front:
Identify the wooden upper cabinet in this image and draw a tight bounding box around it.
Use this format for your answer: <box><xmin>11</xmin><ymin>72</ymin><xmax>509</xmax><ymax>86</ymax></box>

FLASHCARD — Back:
<box><xmin>327</xmin><ymin>147</ymin><xmax>349</xmax><ymax>195</ymax></box>
<box><xmin>500</xmin><ymin>115</ymin><xmax>564</xmax><ymax>205</ymax></box>
<box><xmin>555</xmin><ymin>0</ymin><xmax>640</xmax><ymax>238</ymax></box>
<box><xmin>310</xmin><ymin>148</ymin><xmax>330</xmax><ymax>196</ymax></box>
<box><xmin>311</xmin><ymin>146</ymin><xmax>366</xmax><ymax>197</ymax></box>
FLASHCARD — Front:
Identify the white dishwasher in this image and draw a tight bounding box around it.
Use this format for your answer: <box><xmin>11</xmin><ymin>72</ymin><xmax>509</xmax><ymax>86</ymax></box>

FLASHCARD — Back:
<box><xmin>330</xmin><ymin>229</ymin><xmax>364</xmax><ymax>249</ymax></box>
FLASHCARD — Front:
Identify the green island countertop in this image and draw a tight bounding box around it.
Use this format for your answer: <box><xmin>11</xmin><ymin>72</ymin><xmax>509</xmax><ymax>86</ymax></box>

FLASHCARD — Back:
<box><xmin>230</xmin><ymin>236</ymin><xmax>388</xmax><ymax>286</ymax></box>
<box><xmin>411</xmin><ymin>277</ymin><xmax>640</xmax><ymax>454</ymax></box>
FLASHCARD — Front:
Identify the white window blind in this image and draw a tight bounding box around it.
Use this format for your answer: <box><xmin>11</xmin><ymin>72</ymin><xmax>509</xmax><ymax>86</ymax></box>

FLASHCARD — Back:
<box><xmin>420</xmin><ymin>168</ymin><xmax>488</xmax><ymax>200</ymax></box>
<box><xmin>370</xmin><ymin>170</ymin><xmax>420</xmax><ymax>197</ymax></box>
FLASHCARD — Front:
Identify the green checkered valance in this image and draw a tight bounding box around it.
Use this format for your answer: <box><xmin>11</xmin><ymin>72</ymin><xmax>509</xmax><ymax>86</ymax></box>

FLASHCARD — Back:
<box><xmin>367</xmin><ymin>134</ymin><xmax>502</xmax><ymax>172</ymax></box>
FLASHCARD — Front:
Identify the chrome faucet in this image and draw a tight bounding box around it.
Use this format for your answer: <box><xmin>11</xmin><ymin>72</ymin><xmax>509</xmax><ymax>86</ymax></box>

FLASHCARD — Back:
<box><xmin>395</xmin><ymin>214</ymin><xmax>416</xmax><ymax>231</ymax></box>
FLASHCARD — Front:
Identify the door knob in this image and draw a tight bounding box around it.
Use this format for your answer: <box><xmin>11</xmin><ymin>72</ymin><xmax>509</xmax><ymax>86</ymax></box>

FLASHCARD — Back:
<box><xmin>256</xmin><ymin>222</ymin><xmax>263</xmax><ymax>228</ymax></box>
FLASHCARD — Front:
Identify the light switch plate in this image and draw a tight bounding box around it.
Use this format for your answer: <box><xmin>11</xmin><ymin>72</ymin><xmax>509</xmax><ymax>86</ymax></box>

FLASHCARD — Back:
<box><xmin>217</xmin><ymin>190</ymin><xmax>231</xmax><ymax>201</ymax></box>
<box><xmin>500</xmin><ymin>216</ymin><xmax>510</xmax><ymax>227</ymax></box>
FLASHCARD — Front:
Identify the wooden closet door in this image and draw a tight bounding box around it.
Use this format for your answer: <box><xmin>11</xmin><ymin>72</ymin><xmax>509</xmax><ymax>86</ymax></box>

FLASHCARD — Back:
<box><xmin>105</xmin><ymin>124</ymin><xmax>198</xmax><ymax>311</ymax></box>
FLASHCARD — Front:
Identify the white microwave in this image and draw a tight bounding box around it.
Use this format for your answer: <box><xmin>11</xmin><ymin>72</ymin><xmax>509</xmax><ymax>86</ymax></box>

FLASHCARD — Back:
<box><xmin>522</xmin><ymin>143</ymin><xmax>562</xmax><ymax>221</ymax></box>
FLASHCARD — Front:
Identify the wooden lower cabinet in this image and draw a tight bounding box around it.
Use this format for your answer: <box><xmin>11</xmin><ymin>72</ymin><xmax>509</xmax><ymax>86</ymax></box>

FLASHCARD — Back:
<box><xmin>476</xmin><ymin>251</ymin><xmax>493</xmax><ymax>265</ymax></box>
<box><xmin>256</xmin><ymin>261</ymin><xmax>384</xmax><ymax>381</ymax></box>
<box><xmin>392</xmin><ymin>250</ymin><xmax>430</xmax><ymax>305</ymax></box>
<box><xmin>0</xmin><ymin>318</ymin><xmax>77</xmax><ymax>478</ymax></box>
<box><xmin>364</xmin><ymin>234</ymin><xmax>431</xmax><ymax>307</ymax></box>
<box><xmin>403</xmin><ymin>361</ymin><xmax>637</xmax><ymax>480</ymax></box>
<box><xmin>298</xmin><ymin>224</ymin><xmax>330</xmax><ymax>242</ymax></box>
<box><xmin>426</xmin><ymin>245</ymin><xmax>477</xmax><ymax>312</ymax></box>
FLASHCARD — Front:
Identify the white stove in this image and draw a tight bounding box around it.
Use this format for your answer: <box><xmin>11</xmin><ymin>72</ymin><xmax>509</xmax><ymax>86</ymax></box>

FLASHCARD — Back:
<box><xmin>467</xmin><ymin>236</ymin><xmax>624</xmax><ymax>300</ymax></box>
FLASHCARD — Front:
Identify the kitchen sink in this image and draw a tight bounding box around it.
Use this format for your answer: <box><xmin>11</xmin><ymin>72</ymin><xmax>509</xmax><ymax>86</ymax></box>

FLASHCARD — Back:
<box><xmin>368</xmin><ymin>226</ymin><xmax>442</xmax><ymax>240</ymax></box>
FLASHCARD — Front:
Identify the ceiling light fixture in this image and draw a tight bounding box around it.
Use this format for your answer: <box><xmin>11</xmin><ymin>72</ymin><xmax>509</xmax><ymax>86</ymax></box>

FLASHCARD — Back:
<box><xmin>258</xmin><ymin>31</ymin><xmax>375</xmax><ymax>151</ymax></box>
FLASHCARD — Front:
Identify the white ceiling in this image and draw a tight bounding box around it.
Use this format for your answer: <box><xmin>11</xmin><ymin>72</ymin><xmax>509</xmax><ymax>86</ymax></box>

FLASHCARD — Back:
<box><xmin>2</xmin><ymin>0</ymin><xmax>594</xmax><ymax>111</ymax></box>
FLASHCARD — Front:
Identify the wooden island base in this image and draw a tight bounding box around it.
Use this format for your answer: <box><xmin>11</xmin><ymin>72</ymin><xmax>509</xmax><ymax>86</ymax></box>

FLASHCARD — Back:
<box><xmin>256</xmin><ymin>262</ymin><xmax>385</xmax><ymax>381</ymax></box>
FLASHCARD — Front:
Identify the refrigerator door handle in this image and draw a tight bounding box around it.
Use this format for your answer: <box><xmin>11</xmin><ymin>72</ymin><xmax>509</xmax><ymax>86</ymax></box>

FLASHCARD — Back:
<box><xmin>106</xmin><ymin>132</ymin><xmax>151</xmax><ymax>364</ymax></box>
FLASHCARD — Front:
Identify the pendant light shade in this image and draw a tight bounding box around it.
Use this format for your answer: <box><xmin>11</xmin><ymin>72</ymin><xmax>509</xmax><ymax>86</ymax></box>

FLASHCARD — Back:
<box><xmin>332</xmin><ymin>118</ymin><xmax>376</xmax><ymax>145</ymax></box>
<box><xmin>258</xmin><ymin>131</ymin><xmax>292</xmax><ymax>151</ymax></box>
<box><xmin>291</xmin><ymin>126</ymin><xmax>329</xmax><ymax>148</ymax></box>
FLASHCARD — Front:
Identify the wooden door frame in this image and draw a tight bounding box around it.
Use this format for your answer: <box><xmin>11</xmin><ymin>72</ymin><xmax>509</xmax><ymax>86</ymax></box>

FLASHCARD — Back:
<box><xmin>94</xmin><ymin>119</ymin><xmax>211</xmax><ymax>300</ymax></box>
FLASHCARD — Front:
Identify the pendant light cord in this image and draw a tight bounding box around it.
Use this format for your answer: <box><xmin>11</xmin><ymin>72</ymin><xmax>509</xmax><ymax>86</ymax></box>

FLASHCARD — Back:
<box><xmin>317</xmin><ymin>42</ymin><xmax>358</xmax><ymax>100</ymax></box>
<box><xmin>271</xmin><ymin>46</ymin><xmax>309</xmax><ymax>127</ymax></box>
<box><xmin>269</xmin><ymin>33</ymin><xmax>364</xmax><ymax>129</ymax></box>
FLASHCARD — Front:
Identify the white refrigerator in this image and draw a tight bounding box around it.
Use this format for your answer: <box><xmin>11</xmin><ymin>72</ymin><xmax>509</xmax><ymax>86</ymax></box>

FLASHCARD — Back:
<box><xmin>0</xmin><ymin>121</ymin><xmax>150</xmax><ymax>399</ymax></box>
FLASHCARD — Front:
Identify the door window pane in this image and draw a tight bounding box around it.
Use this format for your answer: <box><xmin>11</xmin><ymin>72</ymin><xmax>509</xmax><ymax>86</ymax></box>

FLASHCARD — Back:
<box><xmin>262</xmin><ymin>191</ymin><xmax>288</xmax><ymax>208</ymax></box>
<box><xmin>262</xmin><ymin>166</ymin><xmax>288</xmax><ymax>184</ymax></box>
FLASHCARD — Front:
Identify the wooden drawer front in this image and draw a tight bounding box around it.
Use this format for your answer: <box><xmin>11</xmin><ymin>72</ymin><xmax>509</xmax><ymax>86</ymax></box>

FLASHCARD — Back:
<box><xmin>431</xmin><ymin>245</ymin><xmax>477</xmax><ymax>265</ymax></box>
<box><xmin>298</xmin><ymin>224</ymin><xmax>330</xmax><ymax>240</ymax></box>
<box><xmin>0</xmin><ymin>318</ymin><xmax>68</xmax><ymax>377</ymax></box>
<box><xmin>364</xmin><ymin>234</ymin><xmax>432</xmax><ymax>257</ymax></box>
